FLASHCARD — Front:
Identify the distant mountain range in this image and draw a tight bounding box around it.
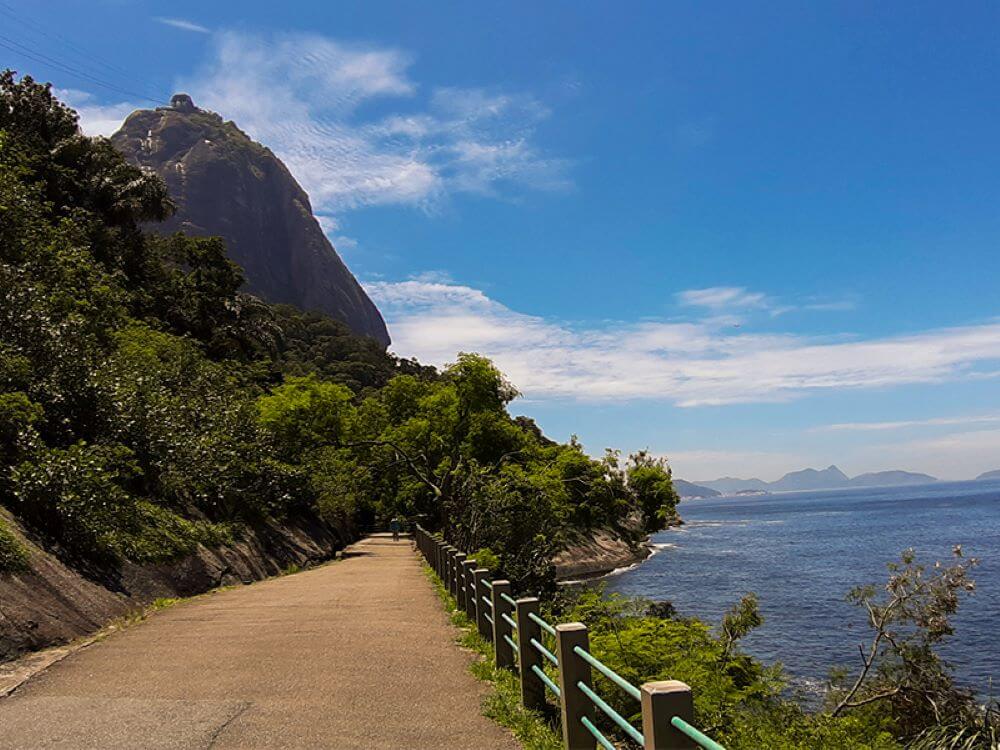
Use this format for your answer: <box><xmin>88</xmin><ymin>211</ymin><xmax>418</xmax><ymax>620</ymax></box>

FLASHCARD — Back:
<box><xmin>680</xmin><ymin>465</ymin><xmax>941</xmax><ymax>497</ymax></box>
<box><xmin>672</xmin><ymin>479</ymin><xmax>721</xmax><ymax>498</ymax></box>
<box><xmin>977</xmin><ymin>469</ymin><xmax>1000</xmax><ymax>481</ymax></box>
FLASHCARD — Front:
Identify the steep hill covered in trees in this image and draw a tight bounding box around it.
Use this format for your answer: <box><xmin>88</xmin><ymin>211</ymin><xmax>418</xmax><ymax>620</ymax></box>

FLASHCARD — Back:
<box><xmin>0</xmin><ymin>74</ymin><xmax>678</xmax><ymax>659</ymax></box>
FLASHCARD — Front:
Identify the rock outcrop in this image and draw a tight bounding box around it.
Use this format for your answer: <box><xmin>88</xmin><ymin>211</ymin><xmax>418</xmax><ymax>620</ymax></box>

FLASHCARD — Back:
<box><xmin>111</xmin><ymin>94</ymin><xmax>390</xmax><ymax>346</ymax></box>
<box><xmin>0</xmin><ymin>508</ymin><xmax>347</xmax><ymax>664</ymax></box>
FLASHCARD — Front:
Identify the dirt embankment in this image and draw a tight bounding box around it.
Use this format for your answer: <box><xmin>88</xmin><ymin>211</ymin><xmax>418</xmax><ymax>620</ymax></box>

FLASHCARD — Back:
<box><xmin>0</xmin><ymin>508</ymin><xmax>349</xmax><ymax>664</ymax></box>
<box><xmin>553</xmin><ymin>527</ymin><xmax>653</xmax><ymax>581</ymax></box>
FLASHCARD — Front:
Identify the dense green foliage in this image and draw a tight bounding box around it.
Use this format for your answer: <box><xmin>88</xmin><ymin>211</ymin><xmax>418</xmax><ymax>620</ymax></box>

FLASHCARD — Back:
<box><xmin>0</xmin><ymin>516</ymin><xmax>28</xmax><ymax>572</ymax></box>
<box><xmin>256</xmin><ymin>353</ymin><xmax>678</xmax><ymax>591</ymax></box>
<box><xmin>541</xmin><ymin>547</ymin><xmax>996</xmax><ymax>749</ymax></box>
<box><xmin>11</xmin><ymin>73</ymin><xmax>990</xmax><ymax>748</ymax></box>
<box><xmin>0</xmin><ymin>73</ymin><xmax>674</xmax><ymax>585</ymax></box>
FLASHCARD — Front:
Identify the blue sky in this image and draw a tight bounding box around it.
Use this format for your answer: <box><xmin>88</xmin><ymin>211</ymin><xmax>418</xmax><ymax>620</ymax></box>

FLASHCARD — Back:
<box><xmin>7</xmin><ymin>1</ymin><xmax>1000</xmax><ymax>480</ymax></box>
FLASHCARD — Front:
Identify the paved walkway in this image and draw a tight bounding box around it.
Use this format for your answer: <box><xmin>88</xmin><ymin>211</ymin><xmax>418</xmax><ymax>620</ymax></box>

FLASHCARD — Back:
<box><xmin>0</xmin><ymin>535</ymin><xmax>520</xmax><ymax>749</ymax></box>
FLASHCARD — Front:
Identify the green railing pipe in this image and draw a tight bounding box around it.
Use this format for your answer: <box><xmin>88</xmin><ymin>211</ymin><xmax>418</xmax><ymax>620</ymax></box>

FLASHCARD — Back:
<box><xmin>528</xmin><ymin>611</ymin><xmax>556</xmax><ymax>636</ymax></box>
<box><xmin>580</xmin><ymin>716</ymin><xmax>616</xmax><ymax>750</ymax></box>
<box><xmin>530</xmin><ymin>637</ymin><xmax>558</xmax><ymax>666</ymax></box>
<box><xmin>577</xmin><ymin>680</ymin><xmax>644</xmax><ymax>746</ymax></box>
<box><xmin>532</xmin><ymin>664</ymin><xmax>561</xmax><ymax>698</ymax></box>
<box><xmin>671</xmin><ymin>717</ymin><xmax>726</xmax><ymax>750</ymax></box>
<box><xmin>573</xmin><ymin>646</ymin><xmax>642</xmax><ymax>702</ymax></box>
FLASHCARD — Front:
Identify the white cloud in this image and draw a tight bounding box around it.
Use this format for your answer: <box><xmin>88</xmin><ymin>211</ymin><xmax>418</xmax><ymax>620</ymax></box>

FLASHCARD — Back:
<box><xmin>154</xmin><ymin>17</ymin><xmax>210</xmax><ymax>34</ymax></box>
<box><xmin>816</xmin><ymin>414</ymin><xmax>1000</xmax><ymax>432</ymax></box>
<box><xmin>366</xmin><ymin>278</ymin><xmax>1000</xmax><ymax>408</ymax></box>
<box><xmin>868</xmin><ymin>429</ymin><xmax>1000</xmax><ymax>480</ymax></box>
<box><xmin>170</xmin><ymin>31</ymin><xmax>569</xmax><ymax>213</ymax></box>
<box><xmin>676</xmin><ymin>287</ymin><xmax>857</xmax><ymax>320</ymax></box>
<box><xmin>677</xmin><ymin>286</ymin><xmax>771</xmax><ymax>311</ymax></box>
<box><xmin>57</xmin><ymin>88</ymin><xmax>139</xmax><ymax>137</ymax></box>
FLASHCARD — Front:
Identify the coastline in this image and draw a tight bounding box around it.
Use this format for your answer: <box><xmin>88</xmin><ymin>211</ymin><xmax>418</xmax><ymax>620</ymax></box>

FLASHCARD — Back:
<box><xmin>553</xmin><ymin>527</ymin><xmax>655</xmax><ymax>582</ymax></box>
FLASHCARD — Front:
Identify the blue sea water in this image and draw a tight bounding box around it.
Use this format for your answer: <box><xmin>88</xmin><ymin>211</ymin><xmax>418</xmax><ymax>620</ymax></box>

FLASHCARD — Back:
<box><xmin>606</xmin><ymin>480</ymin><xmax>1000</xmax><ymax>697</ymax></box>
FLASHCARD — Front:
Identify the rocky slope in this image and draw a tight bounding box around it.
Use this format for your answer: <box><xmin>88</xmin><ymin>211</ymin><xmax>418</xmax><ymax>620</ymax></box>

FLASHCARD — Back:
<box><xmin>111</xmin><ymin>94</ymin><xmax>389</xmax><ymax>347</ymax></box>
<box><xmin>0</xmin><ymin>508</ymin><xmax>348</xmax><ymax>664</ymax></box>
<box><xmin>553</xmin><ymin>528</ymin><xmax>653</xmax><ymax>581</ymax></box>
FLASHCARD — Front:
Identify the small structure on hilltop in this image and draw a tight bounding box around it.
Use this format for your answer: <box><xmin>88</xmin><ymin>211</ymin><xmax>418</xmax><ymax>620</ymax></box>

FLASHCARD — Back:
<box><xmin>169</xmin><ymin>93</ymin><xmax>196</xmax><ymax>113</ymax></box>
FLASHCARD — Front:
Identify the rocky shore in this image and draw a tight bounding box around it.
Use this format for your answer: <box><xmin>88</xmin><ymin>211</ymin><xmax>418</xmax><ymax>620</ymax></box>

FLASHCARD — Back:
<box><xmin>553</xmin><ymin>527</ymin><xmax>654</xmax><ymax>581</ymax></box>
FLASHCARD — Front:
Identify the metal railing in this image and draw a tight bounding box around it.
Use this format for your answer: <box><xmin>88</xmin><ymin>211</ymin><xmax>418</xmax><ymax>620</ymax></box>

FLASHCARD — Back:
<box><xmin>413</xmin><ymin>525</ymin><xmax>727</xmax><ymax>750</ymax></box>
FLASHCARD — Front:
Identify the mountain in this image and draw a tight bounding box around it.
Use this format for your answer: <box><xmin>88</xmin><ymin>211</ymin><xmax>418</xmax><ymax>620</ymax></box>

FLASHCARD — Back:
<box><xmin>849</xmin><ymin>470</ymin><xmax>937</xmax><ymax>487</ymax></box>
<box><xmin>977</xmin><ymin>469</ymin><xmax>1000</xmax><ymax>481</ymax></box>
<box><xmin>696</xmin><ymin>465</ymin><xmax>938</xmax><ymax>495</ymax></box>
<box><xmin>111</xmin><ymin>94</ymin><xmax>389</xmax><ymax>346</ymax></box>
<box><xmin>673</xmin><ymin>480</ymin><xmax>721</xmax><ymax>499</ymax></box>
<box><xmin>694</xmin><ymin>477</ymin><xmax>770</xmax><ymax>494</ymax></box>
<box><xmin>770</xmin><ymin>465</ymin><xmax>850</xmax><ymax>492</ymax></box>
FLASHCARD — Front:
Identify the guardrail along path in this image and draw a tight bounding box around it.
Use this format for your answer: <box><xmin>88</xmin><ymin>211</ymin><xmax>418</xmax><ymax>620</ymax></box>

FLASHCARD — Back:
<box><xmin>0</xmin><ymin>534</ymin><xmax>520</xmax><ymax>750</ymax></box>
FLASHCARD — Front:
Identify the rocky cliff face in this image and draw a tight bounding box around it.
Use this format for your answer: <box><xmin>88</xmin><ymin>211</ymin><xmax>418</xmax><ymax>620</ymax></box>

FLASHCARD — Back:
<box><xmin>111</xmin><ymin>94</ymin><xmax>390</xmax><ymax>346</ymax></box>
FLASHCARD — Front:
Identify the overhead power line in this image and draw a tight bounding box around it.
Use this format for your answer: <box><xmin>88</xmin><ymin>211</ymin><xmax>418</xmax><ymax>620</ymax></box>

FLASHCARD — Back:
<box><xmin>0</xmin><ymin>1</ymin><xmax>146</xmax><ymax>85</ymax></box>
<box><xmin>0</xmin><ymin>34</ymin><xmax>163</xmax><ymax>105</ymax></box>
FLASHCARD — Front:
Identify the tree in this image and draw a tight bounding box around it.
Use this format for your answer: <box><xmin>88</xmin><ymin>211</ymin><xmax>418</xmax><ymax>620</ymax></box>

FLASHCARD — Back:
<box><xmin>626</xmin><ymin>450</ymin><xmax>680</xmax><ymax>532</ymax></box>
<box><xmin>830</xmin><ymin>547</ymin><xmax>983</xmax><ymax>740</ymax></box>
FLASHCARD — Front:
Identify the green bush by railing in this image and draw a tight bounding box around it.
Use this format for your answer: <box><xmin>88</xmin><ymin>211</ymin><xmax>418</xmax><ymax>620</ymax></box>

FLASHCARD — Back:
<box><xmin>414</xmin><ymin>525</ymin><xmax>727</xmax><ymax>750</ymax></box>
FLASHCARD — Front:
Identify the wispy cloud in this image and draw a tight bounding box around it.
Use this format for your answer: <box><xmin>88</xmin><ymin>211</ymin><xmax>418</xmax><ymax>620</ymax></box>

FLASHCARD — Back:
<box><xmin>677</xmin><ymin>286</ymin><xmax>771</xmax><ymax>311</ymax></box>
<box><xmin>675</xmin><ymin>287</ymin><xmax>857</xmax><ymax>320</ymax></box>
<box><xmin>869</xmin><ymin>428</ymin><xmax>1000</xmax><ymax>480</ymax></box>
<box><xmin>57</xmin><ymin>88</ymin><xmax>140</xmax><ymax>137</ymax></box>
<box><xmin>367</xmin><ymin>278</ymin><xmax>1000</xmax><ymax>407</ymax></box>
<box><xmin>154</xmin><ymin>17</ymin><xmax>210</xmax><ymax>34</ymax></box>
<box><xmin>167</xmin><ymin>31</ymin><xmax>569</xmax><ymax>213</ymax></box>
<box><xmin>815</xmin><ymin>414</ymin><xmax>1000</xmax><ymax>432</ymax></box>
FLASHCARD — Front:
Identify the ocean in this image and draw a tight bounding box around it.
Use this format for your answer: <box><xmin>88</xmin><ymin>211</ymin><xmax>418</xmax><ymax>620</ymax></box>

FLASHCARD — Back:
<box><xmin>606</xmin><ymin>479</ymin><xmax>1000</xmax><ymax>698</ymax></box>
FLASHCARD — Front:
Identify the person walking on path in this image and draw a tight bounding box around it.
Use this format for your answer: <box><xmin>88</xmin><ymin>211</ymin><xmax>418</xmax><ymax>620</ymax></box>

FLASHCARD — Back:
<box><xmin>389</xmin><ymin>516</ymin><xmax>402</xmax><ymax>542</ymax></box>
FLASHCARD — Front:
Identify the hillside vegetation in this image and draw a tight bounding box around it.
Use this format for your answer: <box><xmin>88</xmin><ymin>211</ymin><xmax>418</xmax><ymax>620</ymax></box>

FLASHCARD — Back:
<box><xmin>0</xmin><ymin>73</ymin><xmax>676</xmax><ymax>593</ymax></box>
<box><xmin>4</xmin><ymin>74</ymin><xmax>993</xmax><ymax>749</ymax></box>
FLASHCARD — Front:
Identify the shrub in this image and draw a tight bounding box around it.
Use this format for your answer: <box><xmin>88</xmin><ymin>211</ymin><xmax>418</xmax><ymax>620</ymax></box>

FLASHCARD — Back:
<box><xmin>0</xmin><ymin>516</ymin><xmax>29</xmax><ymax>572</ymax></box>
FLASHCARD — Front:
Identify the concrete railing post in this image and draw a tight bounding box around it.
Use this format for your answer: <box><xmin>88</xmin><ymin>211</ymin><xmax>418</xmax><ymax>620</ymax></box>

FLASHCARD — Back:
<box><xmin>492</xmin><ymin>580</ymin><xmax>515</xmax><ymax>669</ymax></box>
<box><xmin>444</xmin><ymin>547</ymin><xmax>454</xmax><ymax>594</ymax></box>
<box><xmin>515</xmin><ymin>597</ymin><xmax>547</xmax><ymax>712</ymax></box>
<box><xmin>461</xmin><ymin>560</ymin><xmax>478</xmax><ymax>618</ymax></box>
<box><xmin>473</xmin><ymin>569</ymin><xmax>492</xmax><ymax>639</ymax></box>
<box><xmin>442</xmin><ymin>543</ymin><xmax>451</xmax><ymax>583</ymax></box>
<box><xmin>640</xmin><ymin>681</ymin><xmax>696</xmax><ymax>749</ymax></box>
<box><xmin>453</xmin><ymin>552</ymin><xmax>467</xmax><ymax>604</ymax></box>
<box><xmin>555</xmin><ymin>623</ymin><xmax>596</xmax><ymax>750</ymax></box>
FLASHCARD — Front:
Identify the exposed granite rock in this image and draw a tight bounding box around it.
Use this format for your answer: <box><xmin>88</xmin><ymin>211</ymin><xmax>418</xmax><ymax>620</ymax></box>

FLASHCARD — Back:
<box><xmin>0</xmin><ymin>509</ymin><xmax>348</xmax><ymax>664</ymax></box>
<box><xmin>553</xmin><ymin>528</ymin><xmax>652</xmax><ymax>581</ymax></box>
<box><xmin>110</xmin><ymin>95</ymin><xmax>390</xmax><ymax>347</ymax></box>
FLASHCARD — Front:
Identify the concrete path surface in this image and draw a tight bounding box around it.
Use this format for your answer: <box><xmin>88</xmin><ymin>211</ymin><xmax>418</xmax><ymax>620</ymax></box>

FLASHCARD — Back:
<box><xmin>0</xmin><ymin>535</ymin><xmax>520</xmax><ymax>749</ymax></box>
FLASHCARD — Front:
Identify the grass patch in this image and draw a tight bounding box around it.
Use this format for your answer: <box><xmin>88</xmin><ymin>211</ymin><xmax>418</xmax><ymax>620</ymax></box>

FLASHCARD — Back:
<box><xmin>0</xmin><ymin>516</ymin><xmax>29</xmax><ymax>573</ymax></box>
<box><xmin>422</xmin><ymin>563</ymin><xmax>562</xmax><ymax>750</ymax></box>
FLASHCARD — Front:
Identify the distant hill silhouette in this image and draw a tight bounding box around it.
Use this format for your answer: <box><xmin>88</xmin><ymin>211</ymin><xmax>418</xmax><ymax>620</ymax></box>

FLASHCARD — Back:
<box><xmin>694</xmin><ymin>465</ymin><xmax>939</xmax><ymax>495</ymax></box>
<box><xmin>977</xmin><ymin>469</ymin><xmax>1000</xmax><ymax>481</ymax></box>
<box><xmin>673</xmin><ymin>479</ymin><xmax>721</xmax><ymax>498</ymax></box>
